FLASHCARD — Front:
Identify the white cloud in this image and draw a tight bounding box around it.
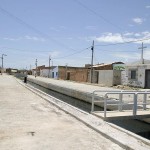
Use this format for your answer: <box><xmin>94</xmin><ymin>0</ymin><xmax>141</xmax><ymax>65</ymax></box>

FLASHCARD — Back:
<box><xmin>92</xmin><ymin>31</ymin><xmax>150</xmax><ymax>44</ymax></box>
<box><xmin>146</xmin><ymin>6</ymin><xmax>150</xmax><ymax>9</ymax></box>
<box><xmin>25</xmin><ymin>35</ymin><xmax>45</xmax><ymax>42</ymax></box>
<box><xmin>95</xmin><ymin>33</ymin><xmax>124</xmax><ymax>43</ymax></box>
<box><xmin>3</xmin><ymin>37</ymin><xmax>22</xmax><ymax>41</ymax></box>
<box><xmin>113</xmin><ymin>52</ymin><xmax>140</xmax><ymax>59</ymax></box>
<box><xmin>50</xmin><ymin>51</ymin><xmax>60</xmax><ymax>58</ymax></box>
<box><xmin>3</xmin><ymin>36</ymin><xmax>45</xmax><ymax>42</ymax></box>
<box><xmin>132</xmin><ymin>17</ymin><xmax>144</xmax><ymax>24</ymax></box>
<box><xmin>123</xmin><ymin>32</ymin><xmax>134</xmax><ymax>36</ymax></box>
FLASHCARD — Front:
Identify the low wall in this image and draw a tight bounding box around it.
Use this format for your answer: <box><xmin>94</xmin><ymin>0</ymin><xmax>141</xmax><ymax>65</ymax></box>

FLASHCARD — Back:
<box><xmin>27</xmin><ymin>77</ymin><xmax>104</xmax><ymax>106</ymax></box>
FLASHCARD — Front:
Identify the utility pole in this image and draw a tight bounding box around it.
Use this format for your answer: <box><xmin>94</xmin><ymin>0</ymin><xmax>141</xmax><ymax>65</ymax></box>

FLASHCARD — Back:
<box><xmin>65</xmin><ymin>63</ymin><xmax>68</xmax><ymax>80</ymax></box>
<box><xmin>91</xmin><ymin>40</ymin><xmax>94</xmax><ymax>83</ymax></box>
<box><xmin>1</xmin><ymin>54</ymin><xmax>7</xmax><ymax>75</ymax></box>
<box><xmin>49</xmin><ymin>55</ymin><xmax>51</xmax><ymax>78</ymax></box>
<box><xmin>35</xmin><ymin>59</ymin><xmax>37</xmax><ymax>77</ymax></box>
<box><xmin>138</xmin><ymin>42</ymin><xmax>147</xmax><ymax>64</ymax></box>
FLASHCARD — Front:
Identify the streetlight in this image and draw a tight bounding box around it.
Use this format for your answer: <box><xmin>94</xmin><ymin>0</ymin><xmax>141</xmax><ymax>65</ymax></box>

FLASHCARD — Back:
<box><xmin>1</xmin><ymin>54</ymin><xmax>7</xmax><ymax>75</ymax></box>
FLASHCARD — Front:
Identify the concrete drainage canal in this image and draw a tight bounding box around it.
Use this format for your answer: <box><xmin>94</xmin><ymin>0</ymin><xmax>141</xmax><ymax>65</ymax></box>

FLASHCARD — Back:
<box><xmin>26</xmin><ymin>80</ymin><xmax>150</xmax><ymax>140</ymax></box>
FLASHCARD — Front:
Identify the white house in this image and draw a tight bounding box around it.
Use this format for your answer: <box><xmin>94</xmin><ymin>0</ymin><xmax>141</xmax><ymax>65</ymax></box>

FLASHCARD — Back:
<box><xmin>124</xmin><ymin>59</ymin><xmax>150</xmax><ymax>88</ymax></box>
<box><xmin>40</xmin><ymin>66</ymin><xmax>58</xmax><ymax>78</ymax></box>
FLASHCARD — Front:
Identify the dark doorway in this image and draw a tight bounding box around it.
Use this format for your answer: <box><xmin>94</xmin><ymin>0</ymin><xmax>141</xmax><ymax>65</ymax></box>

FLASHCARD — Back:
<box><xmin>67</xmin><ymin>72</ymin><xmax>70</xmax><ymax>80</ymax></box>
<box><xmin>145</xmin><ymin>70</ymin><xmax>150</xmax><ymax>88</ymax></box>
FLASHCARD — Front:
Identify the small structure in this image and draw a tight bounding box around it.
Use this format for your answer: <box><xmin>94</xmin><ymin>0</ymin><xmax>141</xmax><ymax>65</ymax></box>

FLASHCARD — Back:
<box><xmin>40</xmin><ymin>66</ymin><xmax>57</xmax><ymax>78</ymax></box>
<box><xmin>32</xmin><ymin>65</ymin><xmax>45</xmax><ymax>76</ymax></box>
<box><xmin>89</xmin><ymin>62</ymin><xmax>125</xmax><ymax>86</ymax></box>
<box><xmin>125</xmin><ymin>59</ymin><xmax>150</xmax><ymax>88</ymax></box>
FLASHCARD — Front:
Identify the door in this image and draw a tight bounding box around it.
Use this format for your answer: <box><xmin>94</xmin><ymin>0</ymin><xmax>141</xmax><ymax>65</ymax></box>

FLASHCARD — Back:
<box><xmin>145</xmin><ymin>70</ymin><xmax>150</xmax><ymax>88</ymax></box>
<box><xmin>67</xmin><ymin>72</ymin><xmax>70</xmax><ymax>80</ymax></box>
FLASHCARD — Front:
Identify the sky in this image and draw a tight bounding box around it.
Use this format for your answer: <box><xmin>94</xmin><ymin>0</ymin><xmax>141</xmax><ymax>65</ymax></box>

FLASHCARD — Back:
<box><xmin>0</xmin><ymin>0</ymin><xmax>150</xmax><ymax>69</ymax></box>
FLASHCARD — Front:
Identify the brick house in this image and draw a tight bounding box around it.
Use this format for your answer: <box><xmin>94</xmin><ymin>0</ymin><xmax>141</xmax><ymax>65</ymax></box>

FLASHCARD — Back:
<box><xmin>57</xmin><ymin>66</ymin><xmax>88</xmax><ymax>82</ymax></box>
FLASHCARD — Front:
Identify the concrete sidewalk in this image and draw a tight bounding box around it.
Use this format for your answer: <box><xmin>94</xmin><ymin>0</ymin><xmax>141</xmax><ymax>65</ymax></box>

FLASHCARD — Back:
<box><xmin>0</xmin><ymin>74</ymin><xmax>125</xmax><ymax>150</ymax></box>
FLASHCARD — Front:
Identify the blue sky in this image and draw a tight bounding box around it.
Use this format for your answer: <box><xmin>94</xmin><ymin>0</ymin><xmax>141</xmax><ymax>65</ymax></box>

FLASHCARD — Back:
<box><xmin>0</xmin><ymin>0</ymin><xmax>150</xmax><ymax>69</ymax></box>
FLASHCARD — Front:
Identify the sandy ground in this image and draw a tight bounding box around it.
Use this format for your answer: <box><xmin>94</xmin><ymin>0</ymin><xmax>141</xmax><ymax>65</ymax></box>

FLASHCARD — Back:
<box><xmin>0</xmin><ymin>75</ymin><xmax>124</xmax><ymax>150</ymax></box>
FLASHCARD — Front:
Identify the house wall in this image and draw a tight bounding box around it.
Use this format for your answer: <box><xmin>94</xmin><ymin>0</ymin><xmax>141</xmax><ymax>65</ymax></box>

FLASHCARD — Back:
<box><xmin>58</xmin><ymin>66</ymin><xmax>88</xmax><ymax>82</ymax></box>
<box><xmin>113</xmin><ymin>70</ymin><xmax>121</xmax><ymax>85</ymax></box>
<box><xmin>121</xmin><ymin>70</ymin><xmax>128</xmax><ymax>85</ymax></box>
<box><xmin>87</xmin><ymin>70</ymin><xmax>99</xmax><ymax>83</ymax></box>
<box><xmin>98</xmin><ymin>70</ymin><xmax>114</xmax><ymax>86</ymax></box>
<box><xmin>52</xmin><ymin>66</ymin><xmax>58</xmax><ymax>79</ymax></box>
<box><xmin>126</xmin><ymin>65</ymin><xmax>150</xmax><ymax>88</ymax></box>
<box><xmin>40</xmin><ymin>67</ymin><xmax>58</xmax><ymax>79</ymax></box>
<box><xmin>98</xmin><ymin>70</ymin><xmax>121</xmax><ymax>86</ymax></box>
<box><xmin>40</xmin><ymin>69</ymin><xmax>50</xmax><ymax>77</ymax></box>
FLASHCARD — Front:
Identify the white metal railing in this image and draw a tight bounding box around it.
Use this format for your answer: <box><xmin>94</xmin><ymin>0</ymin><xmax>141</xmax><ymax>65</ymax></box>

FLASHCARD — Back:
<box><xmin>91</xmin><ymin>90</ymin><xmax>150</xmax><ymax>119</ymax></box>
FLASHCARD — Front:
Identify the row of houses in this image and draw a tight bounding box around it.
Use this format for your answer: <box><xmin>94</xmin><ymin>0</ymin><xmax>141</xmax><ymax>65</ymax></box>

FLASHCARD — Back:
<box><xmin>31</xmin><ymin>59</ymin><xmax>150</xmax><ymax>89</ymax></box>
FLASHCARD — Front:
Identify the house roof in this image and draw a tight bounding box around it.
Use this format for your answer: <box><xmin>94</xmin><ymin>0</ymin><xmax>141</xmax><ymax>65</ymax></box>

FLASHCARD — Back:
<box><xmin>40</xmin><ymin>66</ymin><xmax>57</xmax><ymax>70</ymax></box>
<box><xmin>92</xmin><ymin>62</ymin><xmax>124</xmax><ymax>68</ymax></box>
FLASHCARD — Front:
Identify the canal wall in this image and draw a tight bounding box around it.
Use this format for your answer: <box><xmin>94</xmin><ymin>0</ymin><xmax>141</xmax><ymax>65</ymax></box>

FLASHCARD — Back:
<box><xmin>27</xmin><ymin>76</ymin><xmax>104</xmax><ymax>107</ymax></box>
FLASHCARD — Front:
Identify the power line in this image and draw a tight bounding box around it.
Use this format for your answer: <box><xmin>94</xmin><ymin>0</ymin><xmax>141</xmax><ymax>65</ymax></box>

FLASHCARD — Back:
<box><xmin>72</xmin><ymin>0</ymin><xmax>142</xmax><ymax>42</ymax></box>
<box><xmin>95</xmin><ymin>37</ymin><xmax>150</xmax><ymax>47</ymax></box>
<box><xmin>0</xmin><ymin>6</ymin><xmax>76</xmax><ymax>52</ymax></box>
<box><xmin>53</xmin><ymin>46</ymin><xmax>91</xmax><ymax>59</ymax></box>
<box><xmin>0</xmin><ymin>46</ymin><xmax>54</xmax><ymax>53</ymax></box>
<box><xmin>95</xmin><ymin>49</ymin><xmax>138</xmax><ymax>52</ymax></box>
<box><xmin>72</xmin><ymin>0</ymin><xmax>123</xmax><ymax>31</ymax></box>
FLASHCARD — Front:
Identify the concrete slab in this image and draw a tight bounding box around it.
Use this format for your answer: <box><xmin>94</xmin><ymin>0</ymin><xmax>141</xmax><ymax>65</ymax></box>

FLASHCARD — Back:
<box><xmin>0</xmin><ymin>74</ymin><xmax>125</xmax><ymax>150</ymax></box>
<box><xmin>92</xmin><ymin>110</ymin><xmax>150</xmax><ymax>121</ymax></box>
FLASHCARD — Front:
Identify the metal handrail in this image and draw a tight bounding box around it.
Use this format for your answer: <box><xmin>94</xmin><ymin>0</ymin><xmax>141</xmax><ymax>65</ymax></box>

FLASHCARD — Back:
<box><xmin>91</xmin><ymin>90</ymin><xmax>150</xmax><ymax>119</ymax></box>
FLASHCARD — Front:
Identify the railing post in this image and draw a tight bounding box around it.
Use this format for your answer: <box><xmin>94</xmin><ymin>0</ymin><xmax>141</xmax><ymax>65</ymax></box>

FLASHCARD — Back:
<box><xmin>104</xmin><ymin>94</ymin><xmax>107</xmax><ymax>118</ymax></box>
<box><xmin>91</xmin><ymin>92</ymin><xmax>95</xmax><ymax>112</ymax></box>
<box><xmin>119</xmin><ymin>93</ymin><xmax>123</xmax><ymax>111</ymax></box>
<box><xmin>133</xmin><ymin>94</ymin><xmax>137</xmax><ymax>116</ymax></box>
<box><xmin>143</xmin><ymin>93</ymin><xmax>147</xmax><ymax>110</ymax></box>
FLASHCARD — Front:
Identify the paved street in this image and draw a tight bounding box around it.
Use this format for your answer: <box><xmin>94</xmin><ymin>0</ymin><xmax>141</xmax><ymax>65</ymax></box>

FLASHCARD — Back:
<box><xmin>0</xmin><ymin>74</ymin><xmax>124</xmax><ymax>150</ymax></box>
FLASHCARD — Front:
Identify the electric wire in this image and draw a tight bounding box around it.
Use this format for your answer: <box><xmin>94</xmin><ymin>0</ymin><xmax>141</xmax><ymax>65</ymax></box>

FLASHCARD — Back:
<box><xmin>53</xmin><ymin>46</ymin><xmax>91</xmax><ymax>59</ymax></box>
<box><xmin>73</xmin><ymin>0</ymin><xmax>123</xmax><ymax>31</ymax></box>
<box><xmin>95</xmin><ymin>37</ymin><xmax>150</xmax><ymax>47</ymax></box>
<box><xmin>0</xmin><ymin>6</ymin><xmax>76</xmax><ymax>52</ymax></box>
<box><xmin>72</xmin><ymin>0</ymin><xmax>146</xmax><ymax>42</ymax></box>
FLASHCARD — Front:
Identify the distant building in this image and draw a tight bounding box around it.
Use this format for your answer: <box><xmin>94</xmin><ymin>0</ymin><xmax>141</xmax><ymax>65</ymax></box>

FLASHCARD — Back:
<box><xmin>32</xmin><ymin>65</ymin><xmax>88</xmax><ymax>82</ymax></box>
<box><xmin>40</xmin><ymin>66</ymin><xmax>57</xmax><ymax>78</ymax></box>
<box><xmin>32</xmin><ymin>65</ymin><xmax>45</xmax><ymax>76</ymax></box>
<box><xmin>6</xmin><ymin>68</ymin><xmax>18</xmax><ymax>75</ymax></box>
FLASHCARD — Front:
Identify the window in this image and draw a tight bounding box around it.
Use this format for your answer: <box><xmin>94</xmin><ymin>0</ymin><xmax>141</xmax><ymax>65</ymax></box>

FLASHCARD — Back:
<box><xmin>56</xmin><ymin>72</ymin><xmax>58</xmax><ymax>76</ymax></box>
<box><xmin>131</xmin><ymin>70</ymin><xmax>136</xmax><ymax>79</ymax></box>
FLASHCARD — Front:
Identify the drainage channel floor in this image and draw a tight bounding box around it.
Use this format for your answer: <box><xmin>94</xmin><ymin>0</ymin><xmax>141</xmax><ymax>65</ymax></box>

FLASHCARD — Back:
<box><xmin>27</xmin><ymin>80</ymin><xmax>104</xmax><ymax>113</ymax></box>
